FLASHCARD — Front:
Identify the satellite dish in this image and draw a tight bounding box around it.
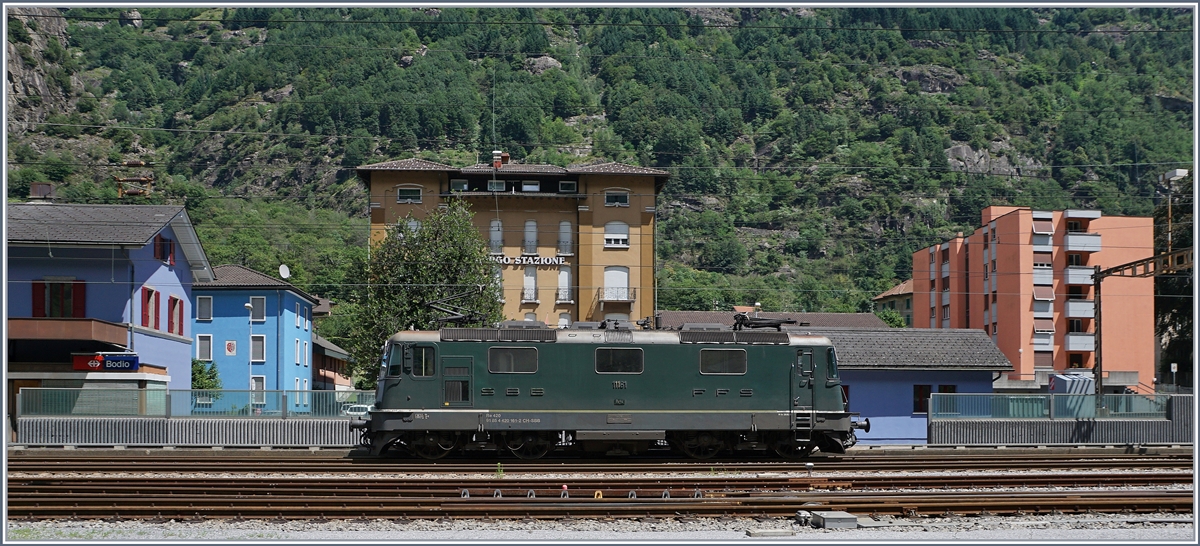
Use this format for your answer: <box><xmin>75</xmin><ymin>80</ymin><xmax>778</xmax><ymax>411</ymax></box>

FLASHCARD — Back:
<box><xmin>279</xmin><ymin>264</ymin><xmax>291</xmax><ymax>279</ymax></box>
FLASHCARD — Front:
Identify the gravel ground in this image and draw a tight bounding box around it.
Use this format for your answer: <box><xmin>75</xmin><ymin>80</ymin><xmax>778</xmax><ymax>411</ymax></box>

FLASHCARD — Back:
<box><xmin>7</xmin><ymin>514</ymin><xmax>1195</xmax><ymax>542</ymax></box>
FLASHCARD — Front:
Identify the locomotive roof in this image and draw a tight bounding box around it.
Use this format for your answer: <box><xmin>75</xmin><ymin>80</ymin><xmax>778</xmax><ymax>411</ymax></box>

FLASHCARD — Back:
<box><xmin>387</xmin><ymin>327</ymin><xmax>833</xmax><ymax>346</ymax></box>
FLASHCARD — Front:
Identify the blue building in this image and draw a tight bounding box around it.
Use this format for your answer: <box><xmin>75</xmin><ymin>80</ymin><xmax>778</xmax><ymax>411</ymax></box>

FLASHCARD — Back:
<box><xmin>801</xmin><ymin>327</ymin><xmax>1012</xmax><ymax>444</ymax></box>
<box><xmin>7</xmin><ymin>203</ymin><xmax>214</xmax><ymax>396</ymax></box>
<box><xmin>192</xmin><ymin>265</ymin><xmax>318</xmax><ymax>413</ymax></box>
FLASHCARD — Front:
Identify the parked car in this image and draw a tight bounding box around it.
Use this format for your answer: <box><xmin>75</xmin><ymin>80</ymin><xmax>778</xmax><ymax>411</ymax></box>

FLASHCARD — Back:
<box><xmin>340</xmin><ymin>404</ymin><xmax>373</xmax><ymax>417</ymax></box>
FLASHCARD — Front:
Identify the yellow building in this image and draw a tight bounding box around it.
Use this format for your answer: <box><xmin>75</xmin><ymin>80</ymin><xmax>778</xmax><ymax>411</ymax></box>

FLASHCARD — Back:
<box><xmin>356</xmin><ymin>155</ymin><xmax>669</xmax><ymax>326</ymax></box>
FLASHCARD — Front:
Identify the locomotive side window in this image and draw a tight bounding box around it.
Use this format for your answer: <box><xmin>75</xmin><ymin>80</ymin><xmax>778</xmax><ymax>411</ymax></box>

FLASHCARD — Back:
<box><xmin>699</xmin><ymin>349</ymin><xmax>747</xmax><ymax>375</ymax></box>
<box><xmin>488</xmin><ymin>347</ymin><xmax>538</xmax><ymax>373</ymax></box>
<box><xmin>413</xmin><ymin>346</ymin><xmax>436</xmax><ymax>377</ymax></box>
<box><xmin>595</xmin><ymin>348</ymin><xmax>644</xmax><ymax>374</ymax></box>
<box><xmin>826</xmin><ymin>347</ymin><xmax>839</xmax><ymax>378</ymax></box>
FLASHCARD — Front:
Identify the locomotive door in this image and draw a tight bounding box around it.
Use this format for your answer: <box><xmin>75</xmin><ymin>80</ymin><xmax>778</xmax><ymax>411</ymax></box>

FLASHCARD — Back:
<box><xmin>793</xmin><ymin>348</ymin><xmax>815</xmax><ymax>411</ymax></box>
<box><xmin>441</xmin><ymin>356</ymin><xmax>473</xmax><ymax>407</ymax></box>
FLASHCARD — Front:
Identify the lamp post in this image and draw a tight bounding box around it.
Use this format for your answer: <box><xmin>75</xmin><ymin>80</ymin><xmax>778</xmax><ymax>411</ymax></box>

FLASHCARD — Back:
<box><xmin>244</xmin><ymin>302</ymin><xmax>254</xmax><ymax>393</ymax></box>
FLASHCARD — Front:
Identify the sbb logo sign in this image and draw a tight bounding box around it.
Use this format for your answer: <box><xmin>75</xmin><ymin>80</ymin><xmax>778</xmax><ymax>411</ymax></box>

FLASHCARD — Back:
<box><xmin>72</xmin><ymin>354</ymin><xmax>140</xmax><ymax>371</ymax></box>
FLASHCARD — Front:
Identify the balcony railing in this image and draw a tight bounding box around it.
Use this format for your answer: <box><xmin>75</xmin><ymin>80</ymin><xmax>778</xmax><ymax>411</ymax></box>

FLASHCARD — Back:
<box><xmin>929</xmin><ymin>393</ymin><xmax>1173</xmax><ymax>420</ymax></box>
<box><xmin>521</xmin><ymin>288</ymin><xmax>538</xmax><ymax>302</ymax></box>
<box><xmin>557</xmin><ymin>240</ymin><xmax>573</xmax><ymax>255</ymax></box>
<box><xmin>1064</xmin><ymin>266</ymin><xmax>1094</xmax><ymax>285</ymax></box>
<box><xmin>489</xmin><ymin>241</ymin><xmax>503</xmax><ymax>254</ymax></box>
<box><xmin>17</xmin><ymin>389</ymin><xmax>376</xmax><ymax>419</ymax></box>
<box><xmin>1065</xmin><ymin>299</ymin><xmax>1095</xmax><ymax>318</ymax></box>
<box><xmin>1064</xmin><ymin>332</ymin><xmax>1095</xmax><ymax>352</ymax></box>
<box><xmin>1064</xmin><ymin>232</ymin><xmax>1102</xmax><ymax>253</ymax></box>
<box><xmin>523</xmin><ymin>241</ymin><xmax>538</xmax><ymax>255</ymax></box>
<box><xmin>555</xmin><ymin>288</ymin><xmax>573</xmax><ymax>303</ymax></box>
<box><xmin>598</xmin><ymin>287</ymin><xmax>635</xmax><ymax>302</ymax></box>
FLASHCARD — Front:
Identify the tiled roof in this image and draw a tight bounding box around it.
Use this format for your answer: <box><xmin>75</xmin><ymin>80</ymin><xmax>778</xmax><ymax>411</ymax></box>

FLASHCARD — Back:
<box><xmin>314</xmin><ymin>334</ymin><xmax>351</xmax><ymax>361</ymax></box>
<box><xmin>7</xmin><ymin>203</ymin><xmax>184</xmax><ymax>245</ymax></box>
<box><xmin>873</xmin><ymin>279</ymin><xmax>913</xmax><ymax>300</ymax></box>
<box><xmin>569</xmin><ymin>161</ymin><xmax>670</xmax><ymax>176</ymax></box>
<box><xmin>195</xmin><ymin>264</ymin><xmax>319</xmax><ymax>304</ymax></box>
<box><xmin>459</xmin><ymin>163</ymin><xmax>569</xmax><ymax>174</ymax></box>
<box><xmin>356</xmin><ymin>158</ymin><xmax>456</xmax><ymax>171</ymax></box>
<box><xmin>657</xmin><ymin>311</ymin><xmax>886</xmax><ymax>330</ymax></box>
<box><xmin>791</xmin><ymin>327</ymin><xmax>1012</xmax><ymax>370</ymax></box>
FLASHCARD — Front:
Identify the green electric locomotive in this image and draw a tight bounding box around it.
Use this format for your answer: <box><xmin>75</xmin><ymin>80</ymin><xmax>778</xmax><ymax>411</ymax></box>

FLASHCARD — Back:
<box><xmin>353</xmin><ymin>320</ymin><xmax>869</xmax><ymax>459</ymax></box>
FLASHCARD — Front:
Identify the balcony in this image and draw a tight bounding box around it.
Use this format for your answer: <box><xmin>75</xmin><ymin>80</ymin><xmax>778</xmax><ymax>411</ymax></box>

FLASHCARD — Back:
<box><xmin>1032</xmin><ymin>300</ymin><xmax>1053</xmax><ymax>318</ymax></box>
<box><xmin>489</xmin><ymin>242</ymin><xmax>503</xmax><ymax>254</ymax></box>
<box><xmin>598</xmin><ymin>287</ymin><xmax>635</xmax><ymax>303</ymax></box>
<box><xmin>1064</xmin><ymin>233</ymin><xmax>1102</xmax><ymax>253</ymax></box>
<box><xmin>556</xmin><ymin>240</ymin><xmax>573</xmax><ymax>256</ymax></box>
<box><xmin>522</xmin><ymin>241</ymin><xmax>538</xmax><ymax>255</ymax></box>
<box><xmin>1064</xmin><ymin>332</ymin><xmax>1095</xmax><ymax>352</ymax></box>
<box><xmin>1033</xmin><ymin>267</ymin><xmax>1054</xmax><ymax>285</ymax></box>
<box><xmin>1032</xmin><ymin>234</ymin><xmax>1053</xmax><ymax>253</ymax></box>
<box><xmin>1065</xmin><ymin>299</ymin><xmax>1095</xmax><ymax>318</ymax></box>
<box><xmin>555</xmin><ymin>288</ymin><xmax>573</xmax><ymax>303</ymax></box>
<box><xmin>1064</xmin><ymin>266</ymin><xmax>1094</xmax><ymax>285</ymax></box>
<box><xmin>520</xmin><ymin>288</ymin><xmax>538</xmax><ymax>303</ymax></box>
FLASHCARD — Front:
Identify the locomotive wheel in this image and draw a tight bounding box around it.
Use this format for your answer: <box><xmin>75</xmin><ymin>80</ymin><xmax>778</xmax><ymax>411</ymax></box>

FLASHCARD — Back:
<box><xmin>676</xmin><ymin>431</ymin><xmax>725</xmax><ymax>460</ymax></box>
<box><xmin>410</xmin><ymin>431</ymin><xmax>458</xmax><ymax>460</ymax></box>
<box><xmin>504</xmin><ymin>432</ymin><xmax>553</xmax><ymax>460</ymax></box>
<box><xmin>773</xmin><ymin>439</ymin><xmax>815</xmax><ymax>459</ymax></box>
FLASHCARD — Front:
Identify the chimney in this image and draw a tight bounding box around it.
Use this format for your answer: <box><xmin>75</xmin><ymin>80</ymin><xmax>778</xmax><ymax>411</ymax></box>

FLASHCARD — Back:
<box><xmin>501</xmin><ymin>152</ymin><xmax>510</xmax><ymax>164</ymax></box>
<box><xmin>492</xmin><ymin>150</ymin><xmax>503</xmax><ymax>169</ymax></box>
<box><xmin>28</xmin><ymin>182</ymin><xmax>54</xmax><ymax>199</ymax></box>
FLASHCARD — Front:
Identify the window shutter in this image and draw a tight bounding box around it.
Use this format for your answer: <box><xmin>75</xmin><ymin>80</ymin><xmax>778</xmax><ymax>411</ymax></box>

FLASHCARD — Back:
<box><xmin>168</xmin><ymin>240</ymin><xmax>175</xmax><ymax>266</ymax></box>
<box><xmin>153</xmin><ymin>291</ymin><xmax>160</xmax><ymax>330</ymax></box>
<box><xmin>153</xmin><ymin>235</ymin><xmax>163</xmax><ymax>260</ymax></box>
<box><xmin>72</xmin><ymin>281</ymin><xmax>86</xmax><ymax>318</ymax></box>
<box><xmin>141</xmin><ymin>288</ymin><xmax>150</xmax><ymax>327</ymax></box>
<box><xmin>32</xmin><ymin>282</ymin><xmax>46</xmax><ymax>318</ymax></box>
<box><xmin>167</xmin><ymin>298</ymin><xmax>176</xmax><ymax>335</ymax></box>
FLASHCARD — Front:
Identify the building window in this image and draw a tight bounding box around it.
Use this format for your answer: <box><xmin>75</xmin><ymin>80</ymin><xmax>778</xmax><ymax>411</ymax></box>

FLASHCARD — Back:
<box><xmin>1068</xmin><ymin>253</ymin><xmax>1084</xmax><ymax>267</ymax></box>
<box><xmin>558</xmin><ymin>313</ymin><xmax>571</xmax><ymax>329</ymax></box>
<box><xmin>34</xmin><ymin>280</ymin><xmax>85</xmax><ymax>318</ymax></box>
<box><xmin>295</xmin><ymin>377</ymin><xmax>300</xmax><ymax>392</ymax></box>
<box><xmin>197</xmin><ymin>296</ymin><xmax>212</xmax><ymax>321</ymax></box>
<box><xmin>1069</xmin><ymin>319</ymin><xmax>1084</xmax><ymax>333</ymax></box>
<box><xmin>905</xmin><ymin>298</ymin><xmax>911</xmax><ymax>310</ymax></box>
<box><xmin>450</xmin><ymin>179</ymin><xmax>468</xmax><ymax>192</ymax></box>
<box><xmin>523</xmin><ymin>220</ymin><xmax>538</xmax><ymax>255</ymax></box>
<box><xmin>558</xmin><ymin>180</ymin><xmax>576</xmax><ymax>193</ymax></box>
<box><xmin>305</xmin><ymin>307</ymin><xmax>310</xmax><ymax>331</ymax></box>
<box><xmin>251</xmin><ymin>335</ymin><xmax>266</xmax><ymax>362</ymax></box>
<box><xmin>249</xmin><ymin>296</ymin><xmax>266</xmax><ymax>321</ymax></box>
<box><xmin>396</xmin><ymin>187</ymin><xmax>422</xmax><ymax>203</ymax></box>
<box><xmin>295</xmin><ymin>303</ymin><xmax>301</xmax><ymax>328</ymax></box>
<box><xmin>604</xmin><ymin>191</ymin><xmax>630</xmax><ymax>207</ymax></box>
<box><xmin>524</xmin><ymin>312</ymin><xmax>537</xmax><ymax>321</ymax></box>
<box><xmin>942</xmin><ymin>305</ymin><xmax>949</xmax><ymax>320</ymax></box>
<box><xmin>991</xmin><ymin>260</ymin><xmax>996</xmax><ymax>272</ymax></box>
<box><xmin>168</xmin><ymin>296</ymin><xmax>184</xmax><ymax>335</ymax></box>
<box><xmin>197</xmin><ymin>335</ymin><xmax>213</xmax><ymax>361</ymax></box>
<box><xmin>558</xmin><ymin>221</ymin><xmax>573</xmax><ymax>255</ymax></box>
<box><xmin>522</xmin><ymin>266</ymin><xmax>538</xmax><ymax>302</ymax></box>
<box><xmin>557</xmin><ymin>266</ymin><xmax>572</xmax><ymax>302</ymax></box>
<box><xmin>489</xmin><ymin>219</ymin><xmax>503</xmax><ymax>254</ymax></box>
<box><xmin>153</xmin><ymin>234</ymin><xmax>176</xmax><ymax>266</ymax></box>
<box><xmin>251</xmin><ymin>376</ymin><xmax>266</xmax><ymax>405</ymax></box>
<box><xmin>1068</xmin><ymin>286</ymin><xmax>1085</xmax><ymax>300</ymax></box>
<box><xmin>941</xmin><ymin>248</ymin><xmax>949</xmax><ymax>263</ymax></box>
<box><xmin>142</xmin><ymin>287</ymin><xmax>160</xmax><ymax>329</ymax></box>
<box><xmin>1067</xmin><ymin>220</ymin><xmax>1083</xmax><ymax>233</ymax></box>
<box><xmin>604</xmin><ymin>221</ymin><xmax>630</xmax><ymax>248</ymax></box>
<box><xmin>1069</xmin><ymin>353</ymin><xmax>1085</xmax><ymax>368</ymax></box>
<box><xmin>602</xmin><ymin>266</ymin><xmax>630</xmax><ymax>301</ymax></box>
<box><xmin>913</xmin><ymin>384</ymin><xmax>932</xmax><ymax>413</ymax></box>
<box><xmin>521</xmin><ymin>180</ymin><xmax>540</xmax><ymax>192</ymax></box>
<box><xmin>304</xmin><ymin>341</ymin><xmax>308</xmax><ymax>367</ymax></box>
<box><xmin>296</xmin><ymin>339</ymin><xmax>301</xmax><ymax>364</ymax></box>
<box><xmin>938</xmin><ymin>384</ymin><xmax>957</xmax><ymax>394</ymax></box>
<box><xmin>1033</xmin><ymin>253</ymin><xmax>1052</xmax><ymax>268</ymax></box>
<box><xmin>303</xmin><ymin>379</ymin><xmax>308</xmax><ymax>405</ymax></box>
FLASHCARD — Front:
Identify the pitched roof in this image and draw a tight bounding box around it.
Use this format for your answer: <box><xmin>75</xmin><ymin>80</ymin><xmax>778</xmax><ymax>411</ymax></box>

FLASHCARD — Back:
<box><xmin>873</xmin><ymin>279</ymin><xmax>913</xmax><ymax>300</ymax></box>
<box><xmin>459</xmin><ymin>163</ymin><xmax>569</xmax><ymax>174</ymax></box>
<box><xmin>7</xmin><ymin>203</ymin><xmax>214</xmax><ymax>282</ymax></box>
<box><xmin>789</xmin><ymin>327</ymin><xmax>1012</xmax><ymax>370</ymax></box>
<box><xmin>356</xmin><ymin>158</ymin><xmax>456</xmax><ymax>171</ymax></box>
<box><xmin>569</xmin><ymin>161</ymin><xmax>670</xmax><ymax>176</ymax></box>
<box><xmin>657</xmin><ymin>311</ymin><xmax>886</xmax><ymax>330</ymax></box>
<box><xmin>194</xmin><ymin>264</ymin><xmax>319</xmax><ymax>304</ymax></box>
<box><xmin>313</xmin><ymin>334</ymin><xmax>351</xmax><ymax>361</ymax></box>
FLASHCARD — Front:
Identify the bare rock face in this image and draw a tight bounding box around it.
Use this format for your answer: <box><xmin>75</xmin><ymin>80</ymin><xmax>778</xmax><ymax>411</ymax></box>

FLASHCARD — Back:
<box><xmin>7</xmin><ymin>8</ymin><xmax>73</xmax><ymax>136</ymax></box>
<box><xmin>263</xmin><ymin>84</ymin><xmax>294</xmax><ymax>103</ymax></box>
<box><xmin>523</xmin><ymin>56</ymin><xmax>561</xmax><ymax>75</ymax></box>
<box><xmin>895</xmin><ymin>65</ymin><xmax>966</xmax><ymax>93</ymax></box>
<box><xmin>399</xmin><ymin>56</ymin><xmax>413</xmax><ymax>67</ymax></box>
<box><xmin>945</xmin><ymin>143</ymin><xmax>1044</xmax><ymax>178</ymax></box>
<box><xmin>119</xmin><ymin>10</ymin><xmax>143</xmax><ymax>28</ymax></box>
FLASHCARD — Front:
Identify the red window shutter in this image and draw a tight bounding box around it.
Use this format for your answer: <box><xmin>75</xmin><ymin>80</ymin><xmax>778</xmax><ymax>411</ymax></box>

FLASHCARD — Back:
<box><xmin>72</xmin><ymin>281</ymin><xmax>86</xmax><ymax>318</ymax></box>
<box><xmin>167</xmin><ymin>298</ymin><xmax>176</xmax><ymax>334</ymax></box>
<box><xmin>32</xmin><ymin>282</ymin><xmax>46</xmax><ymax>318</ymax></box>
<box><xmin>168</xmin><ymin>240</ymin><xmax>175</xmax><ymax>266</ymax></box>
<box><xmin>153</xmin><ymin>291</ymin><xmax>160</xmax><ymax>330</ymax></box>
<box><xmin>153</xmin><ymin>235</ymin><xmax>162</xmax><ymax>260</ymax></box>
<box><xmin>141</xmin><ymin>288</ymin><xmax>150</xmax><ymax>327</ymax></box>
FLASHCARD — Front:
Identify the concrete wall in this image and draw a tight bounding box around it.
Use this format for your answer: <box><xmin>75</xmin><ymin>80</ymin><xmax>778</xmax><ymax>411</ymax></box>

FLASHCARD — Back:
<box><xmin>841</xmin><ymin>369</ymin><xmax>995</xmax><ymax>444</ymax></box>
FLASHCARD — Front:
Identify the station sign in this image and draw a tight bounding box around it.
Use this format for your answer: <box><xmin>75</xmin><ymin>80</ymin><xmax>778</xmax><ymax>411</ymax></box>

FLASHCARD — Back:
<box><xmin>488</xmin><ymin>255</ymin><xmax>568</xmax><ymax>266</ymax></box>
<box><xmin>72</xmin><ymin>353</ymin><xmax>140</xmax><ymax>371</ymax></box>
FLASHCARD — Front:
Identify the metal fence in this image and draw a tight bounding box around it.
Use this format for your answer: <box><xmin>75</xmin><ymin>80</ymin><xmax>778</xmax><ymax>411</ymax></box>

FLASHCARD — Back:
<box><xmin>930</xmin><ymin>393</ymin><xmax>1172</xmax><ymax>420</ymax></box>
<box><xmin>18</xmin><ymin>389</ymin><xmax>375</xmax><ymax>419</ymax></box>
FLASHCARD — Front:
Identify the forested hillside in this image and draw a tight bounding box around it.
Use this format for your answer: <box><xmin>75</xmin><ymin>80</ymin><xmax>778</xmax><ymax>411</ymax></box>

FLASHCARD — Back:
<box><xmin>6</xmin><ymin>7</ymin><xmax>1193</xmax><ymax>314</ymax></box>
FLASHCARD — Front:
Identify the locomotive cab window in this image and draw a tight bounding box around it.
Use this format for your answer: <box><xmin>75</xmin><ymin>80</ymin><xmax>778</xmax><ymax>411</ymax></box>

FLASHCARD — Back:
<box><xmin>413</xmin><ymin>346</ymin><xmax>436</xmax><ymax>377</ymax></box>
<box><xmin>826</xmin><ymin>347</ymin><xmax>840</xmax><ymax>379</ymax></box>
<box><xmin>595</xmin><ymin>348</ymin><xmax>644</xmax><ymax>374</ymax></box>
<box><xmin>699</xmin><ymin>349</ymin><xmax>747</xmax><ymax>375</ymax></box>
<box><xmin>385</xmin><ymin>345</ymin><xmax>404</xmax><ymax>377</ymax></box>
<box><xmin>489</xmin><ymin>347</ymin><xmax>538</xmax><ymax>373</ymax></box>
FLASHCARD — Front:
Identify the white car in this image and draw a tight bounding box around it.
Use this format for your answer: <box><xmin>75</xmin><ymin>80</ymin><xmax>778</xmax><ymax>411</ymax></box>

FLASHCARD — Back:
<box><xmin>341</xmin><ymin>404</ymin><xmax>373</xmax><ymax>417</ymax></box>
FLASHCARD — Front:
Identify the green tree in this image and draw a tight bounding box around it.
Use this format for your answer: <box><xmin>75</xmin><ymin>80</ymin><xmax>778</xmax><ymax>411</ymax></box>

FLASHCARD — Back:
<box><xmin>876</xmin><ymin>308</ymin><xmax>907</xmax><ymax>328</ymax></box>
<box><xmin>1155</xmin><ymin>174</ymin><xmax>1192</xmax><ymax>389</ymax></box>
<box><xmin>191</xmin><ymin>359</ymin><xmax>223</xmax><ymax>390</ymax></box>
<box><xmin>345</xmin><ymin>200</ymin><xmax>503</xmax><ymax>388</ymax></box>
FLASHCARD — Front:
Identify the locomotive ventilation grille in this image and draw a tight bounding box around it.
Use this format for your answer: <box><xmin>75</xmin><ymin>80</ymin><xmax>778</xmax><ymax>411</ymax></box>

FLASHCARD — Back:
<box><xmin>679</xmin><ymin>331</ymin><xmax>790</xmax><ymax>345</ymax></box>
<box><xmin>440</xmin><ymin>328</ymin><xmax>557</xmax><ymax>342</ymax></box>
